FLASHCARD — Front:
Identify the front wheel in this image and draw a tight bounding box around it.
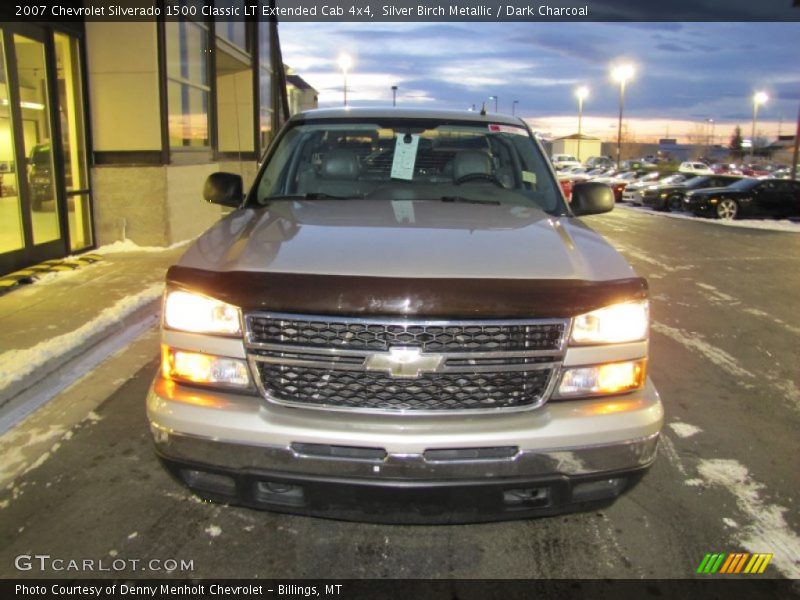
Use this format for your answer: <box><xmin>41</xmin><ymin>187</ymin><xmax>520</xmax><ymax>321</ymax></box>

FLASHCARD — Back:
<box><xmin>716</xmin><ymin>198</ymin><xmax>738</xmax><ymax>220</ymax></box>
<box><xmin>667</xmin><ymin>195</ymin><xmax>683</xmax><ymax>212</ymax></box>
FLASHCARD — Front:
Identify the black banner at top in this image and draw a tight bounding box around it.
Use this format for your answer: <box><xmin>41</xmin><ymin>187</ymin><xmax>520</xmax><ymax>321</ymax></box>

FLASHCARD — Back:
<box><xmin>2</xmin><ymin>0</ymin><xmax>800</xmax><ymax>22</ymax></box>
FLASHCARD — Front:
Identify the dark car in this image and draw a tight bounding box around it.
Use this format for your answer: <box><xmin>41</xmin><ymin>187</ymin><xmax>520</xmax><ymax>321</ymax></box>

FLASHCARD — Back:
<box><xmin>28</xmin><ymin>143</ymin><xmax>54</xmax><ymax>210</ymax></box>
<box><xmin>684</xmin><ymin>178</ymin><xmax>800</xmax><ymax>220</ymax></box>
<box><xmin>641</xmin><ymin>175</ymin><xmax>742</xmax><ymax>212</ymax></box>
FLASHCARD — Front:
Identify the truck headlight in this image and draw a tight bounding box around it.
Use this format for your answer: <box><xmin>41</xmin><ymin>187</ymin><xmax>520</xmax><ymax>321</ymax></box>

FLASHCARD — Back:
<box><xmin>570</xmin><ymin>300</ymin><xmax>648</xmax><ymax>345</ymax></box>
<box><xmin>164</xmin><ymin>289</ymin><xmax>241</xmax><ymax>335</ymax></box>
<box><xmin>556</xmin><ymin>359</ymin><xmax>646</xmax><ymax>398</ymax></box>
<box><xmin>161</xmin><ymin>346</ymin><xmax>251</xmax><ymax>388</ymax></box>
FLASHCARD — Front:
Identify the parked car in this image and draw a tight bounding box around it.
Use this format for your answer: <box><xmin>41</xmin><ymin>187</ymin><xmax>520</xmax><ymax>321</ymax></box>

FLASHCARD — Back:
<box><xmin>584</xmin><ymin>155</ymin><xmax>614</xmax><ymax>169</ymax></box>
<box><xmin>551</xmin><ymin>153</ymin><xmax>581</xmax><ymax>170</ymax></box>
<box><xmin>710</xmin><ymin>163</ymin><xmax>743</xmax><ymax>175</ymax></box>
<box><xmin>678</xmin><ymin>161</ymin><xmax>714</xmax><ymax>176</ymax></box>
<box><xmin>147</xmin><ymin>107</ymin><xmax>662</xmax><ymax>522</ymax></box>
<box><xmin>592</xmin><ymin>171</ymin><xmax>644</xmax><ymax>202</ymax></box>
<box><xmin>684</xmin><ymin>177</ymin><xmax>800</xmax><ymax>220</ymax></box>
<box><xmin>620</xmin><ymin>172</ymin><xmax>668</xmax><ymax>205</ymax></box>
<box><xmin>641</xmin><ymin>174</ymin><xmax>742</xmax><ymax>211</ymax></box>
<box><xmin>28</xmin><ymin>143</ymin><xmax>54</xmax><ymax>211</ymax></box>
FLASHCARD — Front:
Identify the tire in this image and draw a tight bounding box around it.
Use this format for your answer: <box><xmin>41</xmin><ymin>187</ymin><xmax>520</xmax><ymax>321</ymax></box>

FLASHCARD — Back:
<box><xmin>667</xmin><ymin>195</ymin><xmax>683</xmax><ymax>212</ymax></box>
<box><xmin>716</xmin><ymin>198</ymin><xmax>738</xmax><ymax>220</ymax></box>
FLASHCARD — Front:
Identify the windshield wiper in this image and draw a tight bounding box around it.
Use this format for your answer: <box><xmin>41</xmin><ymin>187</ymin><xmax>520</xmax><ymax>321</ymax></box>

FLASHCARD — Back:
<box><xmin>437</xmin><ymin>196</ymin><xmax>501</xmax><ymax>205</ymax></box>
<box><xmin>266</xmin><ymin>193</ymin><xmax>363</xmax><ymax>202</ymax></box>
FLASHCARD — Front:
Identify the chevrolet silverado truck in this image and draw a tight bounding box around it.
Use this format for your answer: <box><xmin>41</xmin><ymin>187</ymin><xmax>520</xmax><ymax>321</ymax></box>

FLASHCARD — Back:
<box><xmin>147</xmin><ymin>108</ymin><xmax>663</xmax><ymax>523</ymax></box>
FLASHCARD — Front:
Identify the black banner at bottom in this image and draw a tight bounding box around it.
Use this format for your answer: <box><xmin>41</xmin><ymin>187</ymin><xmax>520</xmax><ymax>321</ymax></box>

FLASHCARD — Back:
<box><xmin>3</xmin><ymin>579</ymin><xmax>800</xmax><ymax>600</ymax></box>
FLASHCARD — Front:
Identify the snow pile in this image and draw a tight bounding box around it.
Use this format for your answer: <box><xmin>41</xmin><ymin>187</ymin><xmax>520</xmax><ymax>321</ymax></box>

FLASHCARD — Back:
<box><xmin>0</xmin><ymin>283</ymin><xmax>163</xmax><ymax>390</ymax></box>
<box><xmin>697</xmin><ymin>459</ymin><xmax>800</xmax><ymax>579</ymax></box>
<box><xmin>93</xmin><ymin>239</ymin><xmax>191</xmax><ymax>255</ymax></box>
<box><xmin>618</xmin><ymin>204</ymin><xmax>800</xmax><ymax>233</ymax></box>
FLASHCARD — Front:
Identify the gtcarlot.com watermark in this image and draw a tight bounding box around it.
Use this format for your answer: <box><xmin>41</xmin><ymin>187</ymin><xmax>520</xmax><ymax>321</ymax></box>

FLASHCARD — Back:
<box><xmin>14</xmin><ymin>554</ymin><xmax>194</xmax><ymax>573</ymax></box>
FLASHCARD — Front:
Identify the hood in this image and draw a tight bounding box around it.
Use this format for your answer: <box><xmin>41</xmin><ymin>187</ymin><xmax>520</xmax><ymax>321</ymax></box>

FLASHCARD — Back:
<box><xmin>177</xmin><ymin>200</ymin><xmax>636</xmax><ymax>283</ymax></box>
<box><xmin>687</xmin><ymin>186</ymin><xmax>744</xmax><ymax>197</ymax></box>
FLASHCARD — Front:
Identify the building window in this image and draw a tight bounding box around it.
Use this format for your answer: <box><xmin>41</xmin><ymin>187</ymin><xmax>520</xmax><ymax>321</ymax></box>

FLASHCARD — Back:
<box><xmin>165</xmin><ymin>19</ymin><xmax>210</xmax><ymax>148</ymax></box>
<box><xmin>214</xmin><ymin>0</ymin><xmax>248</xmax><ymax>52</ymax></box>
<box><xmin>215</xmin><ymin>22</ymin><xmax>254</xmax><ymax>154</ymax></box>
<box><xmin>258</xmin><ymin>21</ymin><xmax>273</xmax><ymax>153</ymax></box>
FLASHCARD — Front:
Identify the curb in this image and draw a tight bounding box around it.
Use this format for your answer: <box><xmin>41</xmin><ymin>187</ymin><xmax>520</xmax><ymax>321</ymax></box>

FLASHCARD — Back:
<box><xmin>0</xmin><ymin>297</ymin><xmax>161</xmax><ymax>434</ymax></box>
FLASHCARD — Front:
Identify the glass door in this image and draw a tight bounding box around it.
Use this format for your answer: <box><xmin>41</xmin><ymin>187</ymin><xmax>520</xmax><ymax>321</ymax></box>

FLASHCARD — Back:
<box><xmin>0</xmin><ymin>31</ymin><xmax>25</xmax><ymax>256</ymax></box>
<box><xmin>14</xmin><ymin>32</ymin><xmax>62</xmax><ymax>247</ymax></box>
<box><xmin>0</xmin><ymin>24</ymin><xmax>90</xmax><ymax>276</ymax></box>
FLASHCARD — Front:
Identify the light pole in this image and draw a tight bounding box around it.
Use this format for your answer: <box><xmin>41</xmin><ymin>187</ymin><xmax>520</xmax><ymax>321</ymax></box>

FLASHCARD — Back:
<box><xmin>489</xmin><ymin>95</ymin><xmax>498</xmax><ymax>112</ymax></box>
<box><xmin>575</xmin><ymin>86</ymin><xmax>589</xmax><ymax>162</ymax></box>
<box><xmin>391</xmin><ymin>85</ymin><xmax>398</xmax><ymax>107</ymax></box>
<box><xmin>611</xmin><ymin>63</ymin><xmax>634</xmax><ymax>170</ymax></box>
<box><xmin>512</xmin><ymin>100</ymin><xmax>519</xmax><ymax>116</ymax></box>
<box><xmin>750</xmin><ymin>91</ymin><xmax>768</xmax><ymax>159</ymax></box>
<box><xmin>338</xmin><ymin>53</ymin><xmax>352</xmax><ymax>107</ymax></box>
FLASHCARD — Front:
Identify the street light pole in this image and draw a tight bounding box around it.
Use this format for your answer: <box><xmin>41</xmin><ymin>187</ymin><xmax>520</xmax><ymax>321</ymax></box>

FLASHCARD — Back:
<box><xmin>391</xmin><ymin>85</ymin><xmax>398</xmax><ymax>107</ymax></box>
<box><xmin>791</xmin><ymin>101</ymin><xmax>799</xmax><ymax>181</ymax></box>
<box><xmin>338</xmin><ymin>53</ymin><xmax>352</xmax><ymax>107</ymax></box>
<box><xmin>489</xmin><ymin>95</ymin><xmax>498</xmax><ymax>112</ymax></box>
<box><xmin>512</xmin><ymin>100</ymin><xmax>519</xmax><ymax>116</ymax></box>
<box><xmin>575</xmin><ymin>86</ymin><xmax>589</xmax><ymax>163</ymax></box>
<box><xmin>751</xmin><ymin>91</ymin><xmax>768</xmax><ymax>160</ymax></box>
<box><xmin>611</xmin><ymin>64</ymin><xmax>634</xmax><ymax>170</ymax></box>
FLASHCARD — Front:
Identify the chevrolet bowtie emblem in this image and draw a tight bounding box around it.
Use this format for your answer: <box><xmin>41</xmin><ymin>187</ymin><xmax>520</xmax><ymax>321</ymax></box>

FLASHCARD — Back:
<box><xmin>364</xmin><ymin>347</ymin><xmax>444</xmax><ymax>378</ymax></box>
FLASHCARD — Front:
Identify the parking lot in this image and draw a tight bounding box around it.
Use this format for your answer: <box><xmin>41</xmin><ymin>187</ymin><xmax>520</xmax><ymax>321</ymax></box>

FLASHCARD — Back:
<box><xmin>1</xmin><ymin>205</ymin><xmax>798</xmax><ymax>582</ymax></box>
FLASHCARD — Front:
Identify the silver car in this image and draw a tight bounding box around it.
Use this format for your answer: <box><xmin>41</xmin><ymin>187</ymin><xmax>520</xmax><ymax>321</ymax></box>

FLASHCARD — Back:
<box><xmin>147</xmin><ymin>108</ymin><xmax>663</xmax><ymax>523</ymax></box>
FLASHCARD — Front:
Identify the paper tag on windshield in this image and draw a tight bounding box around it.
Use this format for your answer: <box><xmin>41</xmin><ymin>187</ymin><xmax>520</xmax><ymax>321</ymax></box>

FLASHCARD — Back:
<box><xmin>390</xmin><ymin>134</ymin><xmax>419</xmax><ymax>180</ymax></box>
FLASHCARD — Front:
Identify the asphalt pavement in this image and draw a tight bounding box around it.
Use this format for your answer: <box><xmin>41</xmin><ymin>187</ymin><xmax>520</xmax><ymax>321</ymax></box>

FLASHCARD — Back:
<box><xmin>0</xmin><ymin>206</ymin><xmax>798</xmax><ymax>584</ymax></box>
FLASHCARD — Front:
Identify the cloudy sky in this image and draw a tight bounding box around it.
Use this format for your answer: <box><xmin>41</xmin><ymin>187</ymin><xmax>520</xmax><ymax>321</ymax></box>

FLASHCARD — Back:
<box><xmin>279</xmin><ymin>22</ymin><xmax>800</xmax><ymax>143</ymax></box>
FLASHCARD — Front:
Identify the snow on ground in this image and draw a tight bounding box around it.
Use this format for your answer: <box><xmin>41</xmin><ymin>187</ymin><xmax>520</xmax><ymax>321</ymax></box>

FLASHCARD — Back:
<box><xmin>91</xmin><ymin>238</ymin><xmax>192</xmax><ymax>255</ymax></box>
<box><xmin>0</xmin><ymin>424</ymin><xmax>66</xmax><ymax>490</ymax></box>
<box><xmin>651</xmin><ymin>322</ymin><xmax>754</xmax><ymax>379</ymax></box>
<box><xmin>205</xmin><ymin>525</ymin><xmax>222</xmax><ymax>537</ymax></box>
<box><xmin>697</xmin><ymin>459</ymin><xmax>800</xmax><ymax>579</ymax></box>
<box><xmin>668</xmin><ymin>421</ymin><xmax>703</xmax><ymax>438</ymax></box>
<box><xmin>0</xmin><ymin>283</ymin><xmax>163</xmax><ymax>390</ymax></box>
<box><xmin>617</xmin><ymin>203</ymin><xmax>800</xmax><ymax>233</ymax></box>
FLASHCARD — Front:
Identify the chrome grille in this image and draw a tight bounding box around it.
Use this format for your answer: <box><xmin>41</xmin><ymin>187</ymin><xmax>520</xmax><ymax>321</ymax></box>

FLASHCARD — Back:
<box><xmin>245</xmin><ymin>313</ymin><xmax>568</xmax><ymax>414</ymax></box>
<box><xmin>254</xmin><ymin>363</ymin><xmax>553</xmax><ymax>411</ymax></box>
<box><xmin>247</xmin><ymin>315</ymin><xmax>565</xmax><ymax>353</ymax></box>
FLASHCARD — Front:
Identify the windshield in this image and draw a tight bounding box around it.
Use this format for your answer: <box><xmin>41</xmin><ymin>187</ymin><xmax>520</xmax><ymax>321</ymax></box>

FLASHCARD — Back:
<box><xmin>252</xmin><ymin>118</ymin><xmax>565</xmax><ymax>213</ymax></box>
<box><xmin>726</xmin><ymin>178</ymin><xmax>759</xmax><ymax>191</ymax></box>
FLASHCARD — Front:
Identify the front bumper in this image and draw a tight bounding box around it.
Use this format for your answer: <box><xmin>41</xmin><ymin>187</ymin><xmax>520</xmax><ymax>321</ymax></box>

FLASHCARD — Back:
<box><xmin>684</xmin><ymin>197</ymin><xmax>712</xmax><ymax>214</ymax></box>
<box><xmin>640</xmin><ymin>194</ymin><xmax>665</xmax><ymax>209</ymax></box>
<box><xmin>148</xmin><ymin>376</ymin><xmax>663</xmax><ymax>522</ymax></box>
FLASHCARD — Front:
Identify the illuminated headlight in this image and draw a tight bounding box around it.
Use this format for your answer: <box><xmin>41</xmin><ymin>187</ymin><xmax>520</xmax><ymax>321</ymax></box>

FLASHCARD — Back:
<box><xmin>164</xmin><ymin>289</ymin><xmax>241</xmax><ymax>335</ymax></box>
<box><xmin>570</xmin><ymin>300</ymin><xmax>649</xmax><ymax>345</ymax></box>
<box><xmin>161</xmin><ymin>346</ymin><xmax>250</xmax><ymax>388</ymax></box>
<box><xmin>556</xmin><ymin>359</ymin><xmax>646</xmax><ymax>398</ymax></box>
<box><xmin>659</xmin><ymin>192</ymin><xmax>669</xmax><ymax>198</ymax></box>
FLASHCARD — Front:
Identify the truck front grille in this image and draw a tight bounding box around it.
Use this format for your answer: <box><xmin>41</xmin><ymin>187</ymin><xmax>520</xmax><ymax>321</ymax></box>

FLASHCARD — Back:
<box><xmin>247</xmin><ymin>315</ymin><xmax>565</xmax><ymax>353</ymax></box>
<box><xmin>254</xmin><ymin>363</ymin><xmax>554</xmax><ymax>412</ymax></box>
<box><xmin>245</xmin><ymin>313</ymin><xmax>568</xmax><ymax>414</ymax></box>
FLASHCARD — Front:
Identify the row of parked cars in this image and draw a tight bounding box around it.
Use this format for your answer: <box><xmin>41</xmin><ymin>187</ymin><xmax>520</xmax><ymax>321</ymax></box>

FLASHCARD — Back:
<box><xmin>551</xmin><ymin>157</ymin><xmax>799</xmax><ymax>220</ymax></box>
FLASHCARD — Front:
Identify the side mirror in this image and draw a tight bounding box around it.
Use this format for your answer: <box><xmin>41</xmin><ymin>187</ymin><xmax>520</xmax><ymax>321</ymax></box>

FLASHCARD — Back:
<box><xmin>203</xmin><ymin>172</ymin><xmax>244</xmax><ymax>207</ymax></box>
<box><xmin>571</xmin><ymin>182</ymin><xmax>615</xmax><ymax>216</ymax></box>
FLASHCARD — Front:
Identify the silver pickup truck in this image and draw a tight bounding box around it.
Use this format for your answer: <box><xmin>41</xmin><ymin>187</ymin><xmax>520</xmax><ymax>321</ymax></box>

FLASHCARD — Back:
<box><xmin>147</xmin><ymin>108</ymin><xmax>663</xmax><ymax>523</ymax></box>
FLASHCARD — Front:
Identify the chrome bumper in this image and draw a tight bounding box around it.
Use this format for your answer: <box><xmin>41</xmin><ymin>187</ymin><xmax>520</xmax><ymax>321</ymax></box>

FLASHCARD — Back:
<box><xmin>151</xmin><ymin>422</ymin><xmax>659</xmax><ymax>481</ymax></box>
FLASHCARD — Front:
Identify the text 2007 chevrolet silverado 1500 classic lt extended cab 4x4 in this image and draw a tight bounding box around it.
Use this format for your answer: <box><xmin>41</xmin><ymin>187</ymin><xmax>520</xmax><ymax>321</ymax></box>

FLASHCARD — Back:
<box><xmin>147</xmin><ymin>108</ymin><xmax>663</xmax><ymax>523</ymax></box>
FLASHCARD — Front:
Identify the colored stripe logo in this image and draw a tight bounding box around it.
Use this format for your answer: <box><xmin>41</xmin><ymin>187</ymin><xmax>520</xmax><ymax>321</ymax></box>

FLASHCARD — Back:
<box><xmin>696</xmin><ymin>553</ymin><xmax>772</xmax><ymax>574</ymax></box>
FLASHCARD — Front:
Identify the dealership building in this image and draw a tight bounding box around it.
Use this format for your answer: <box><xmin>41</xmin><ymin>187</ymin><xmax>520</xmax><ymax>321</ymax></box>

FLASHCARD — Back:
<box><xmin>0</xmin><ymin>14</ymin><xmax>291</xmax><ymax>277</ymax></box>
